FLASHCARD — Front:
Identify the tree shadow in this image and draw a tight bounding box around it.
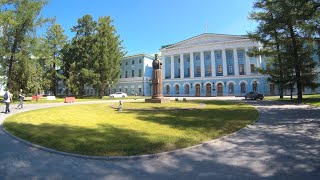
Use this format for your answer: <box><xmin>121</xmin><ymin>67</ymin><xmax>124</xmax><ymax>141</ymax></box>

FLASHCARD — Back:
<box><xmin>3</xmin><ymin>122</ymin><xmax>170</xmax><ymax>156</ymax></box>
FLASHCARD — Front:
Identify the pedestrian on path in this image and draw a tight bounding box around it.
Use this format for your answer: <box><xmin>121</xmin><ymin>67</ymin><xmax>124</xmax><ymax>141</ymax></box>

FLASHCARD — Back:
<box><xmin>3</xmin><ymin>89</ymin><xmax>13</xmax><ymax>114</ymax></box>
<box><xmin>16</xmin><ymin>89</ymin><xmax>24</xmax><ymax>109</ymax></box>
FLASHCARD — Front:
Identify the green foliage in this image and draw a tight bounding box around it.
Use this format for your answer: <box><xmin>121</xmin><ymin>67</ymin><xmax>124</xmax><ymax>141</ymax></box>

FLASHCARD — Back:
<box><xmin>41</xmin><ymin>22</ymin><xmax>67</xmax><ymax>95</ymax></box>
<box><xmin>62</xmin><ymin>15</ymin><xmax>125</xmax><ymax>97</ymax></box>
<box><xmin>0</xmin><ymin>0</ymin><xmax>49</xmax><ymax>95</ymax></box>
<box><xmin>249</xmin><ymin>0</ymin><xmax>320</xmax><ymax>100</ymax></box>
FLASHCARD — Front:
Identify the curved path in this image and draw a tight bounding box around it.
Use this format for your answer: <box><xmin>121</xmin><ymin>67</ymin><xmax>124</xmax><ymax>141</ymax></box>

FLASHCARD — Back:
<box><xmin>0</xmin><ymin>100</ymin><xmax>319</xmax><ymax>179</ymax></box>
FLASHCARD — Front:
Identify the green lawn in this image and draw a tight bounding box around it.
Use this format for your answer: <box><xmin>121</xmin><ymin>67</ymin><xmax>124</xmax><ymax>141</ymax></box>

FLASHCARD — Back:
<box><xmin>4</xmin><ymin>100</ymin><xmax>259</xmax><ymax>156</ymax></box>
<box><xmin>265</xmin><ymin>94</ymin><xmax>320</xmax><ymax>107</ymax></box>
<box><xmin>10</xmin><ymin>96</ymin><xmax>146</xmax><ymax>104</ymax></box>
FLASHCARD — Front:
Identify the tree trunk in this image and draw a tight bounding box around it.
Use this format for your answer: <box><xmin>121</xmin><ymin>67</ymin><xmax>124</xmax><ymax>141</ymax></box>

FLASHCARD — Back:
<box><xmin>288</xmin><ymin>24</ymin><xmax>302</xmax><ymax>101</ymax></box>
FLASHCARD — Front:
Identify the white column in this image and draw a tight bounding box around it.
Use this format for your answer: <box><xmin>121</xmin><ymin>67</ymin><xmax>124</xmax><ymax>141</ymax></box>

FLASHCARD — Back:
<box><xmin>211</xmin><ymin>50</ymin><xmax>216</xmax><ymax>77</ymax></box>
<box><xmin>200</xmin><ymin>51</ymin><xmax>205</xmax><ymax>77</ymax></box>
<box><xmin>245</xmin><ymin>48</ymin><xmax>251</xmax><ymax>75</ymax></box>
<box><xmin>233</xmin><ymin>48</ymin><xmax>239</xmax><ymax>76</ymax></box>
<box><xmin>162</xmin><ymin>54</ymin><xmax>166</xmax><ymax>79</ymax></box>
<box><xmin>257</xmin><ymin>47</ymin><xmax>262</xmax><ymax>68</ymax></box>
<box><xmin>180</xmin><ymin>54</ymin><xmax>184</xmax><ymax>79</ymax></box>
<box><xmin>190</xmin><ymin>52</ymin><xmax>194</xmax><ymax>78</ymax></box>
<box><xmin>170</xmin><ymin>55</ymin><xmax>174</xmax><ymax>79</ymax></box>
<box><xmin>222</xmin><ymin>49</ymin><xmax>227</xmax><ymax>76</ymax></box>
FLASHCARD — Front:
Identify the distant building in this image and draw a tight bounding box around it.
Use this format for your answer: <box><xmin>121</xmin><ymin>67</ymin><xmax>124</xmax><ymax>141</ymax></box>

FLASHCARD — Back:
<box><xmin>67</xmin><ymin>33</ymin><xmax>320</xmax><ymax>97</ymax></box>
<box><xmin>84</xmin><ymin>54</ymin><xmax>154</xmax><ymax>96</ymax></box>
<box><xmin>113</xmin><ymin>54</ymin><xmax>154</xmax><ymax>96</ymax></box>
<box><xmin>160</xmin><ymin>33</ymin><xmax>320</xmax><ymax>96</ymax></box>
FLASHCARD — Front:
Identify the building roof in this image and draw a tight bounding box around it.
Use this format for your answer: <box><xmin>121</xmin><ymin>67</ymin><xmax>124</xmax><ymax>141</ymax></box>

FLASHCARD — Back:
<box><xmin>123</xmin><ymin>53</ymin><xmax>154</xmax><ymax>60</ymax></box>
<box><xmin>161</xmin><ymin>33</ymin><xmax>249</xmax><ymax>50</ymax></box>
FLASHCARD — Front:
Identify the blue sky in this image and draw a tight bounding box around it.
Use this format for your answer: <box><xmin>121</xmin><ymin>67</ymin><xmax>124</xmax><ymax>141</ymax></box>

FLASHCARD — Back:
<box><xmin>41</xmin><ymin>0</ymin><xmax>257</xmax><ymax>56</ymax></box>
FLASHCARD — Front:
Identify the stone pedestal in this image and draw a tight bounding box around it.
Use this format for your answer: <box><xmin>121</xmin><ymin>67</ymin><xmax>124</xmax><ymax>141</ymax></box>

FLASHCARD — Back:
<box><xmin>145</xmin><ymin>69</ymin><xmax>170</xmax><ymax>103</ymax></box>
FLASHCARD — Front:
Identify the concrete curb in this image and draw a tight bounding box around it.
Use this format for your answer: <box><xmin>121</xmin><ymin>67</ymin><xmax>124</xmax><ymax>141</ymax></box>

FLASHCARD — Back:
<box><xmin>1</xmin><ymin>101</ymin><xmax>261</xmax><ymax>161</ymax></box>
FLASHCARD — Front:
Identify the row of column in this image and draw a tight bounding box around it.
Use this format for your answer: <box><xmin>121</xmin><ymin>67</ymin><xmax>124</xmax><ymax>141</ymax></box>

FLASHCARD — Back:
<box><xmin>164</xmin><ymin>48</ymin><xmax>261</xmax><ymax>79</ymax></box>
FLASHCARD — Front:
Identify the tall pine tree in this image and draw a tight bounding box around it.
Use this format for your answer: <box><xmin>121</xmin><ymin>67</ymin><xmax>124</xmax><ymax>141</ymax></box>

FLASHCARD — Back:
<box><xmin>249</xmin><ymin>0</ymin><xmax>319</xmax><ymax>100</ymax></box>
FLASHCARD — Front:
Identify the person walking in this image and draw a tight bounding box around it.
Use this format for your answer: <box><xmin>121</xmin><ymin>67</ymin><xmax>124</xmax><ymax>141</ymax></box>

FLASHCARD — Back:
<box><xmin>3</xmin><ymin>89</ymin><xmax>12</xmax><ymax>114</ymax></box>
<box><xmin>16</xmin><ymin>89</ymin><xmax>24</xmax><ymax>109</ymax></box>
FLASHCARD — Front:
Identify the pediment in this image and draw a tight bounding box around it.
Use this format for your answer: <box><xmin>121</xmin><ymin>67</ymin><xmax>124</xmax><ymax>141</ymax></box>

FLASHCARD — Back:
<box><xmin>164</xmin><ymin>33</ymin><xmax>248</xmax><ymax>49</ymax></box>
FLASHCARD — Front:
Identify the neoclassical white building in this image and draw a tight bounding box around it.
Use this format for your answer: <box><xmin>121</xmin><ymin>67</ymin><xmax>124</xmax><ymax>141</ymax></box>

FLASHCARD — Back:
<box><xmin>161</xmin><ymin>33</ymin><xmax>275</xmax><ymax>97</ymax></box>
<box><xmin>160</xmin><ymin>33</ymin><xmax>319</xmax><ymax>97</ymax></box>
<box><xmin>71</xmin><ymin>33</ymin><xmax>319</xmax><ymax>97</ymax></box>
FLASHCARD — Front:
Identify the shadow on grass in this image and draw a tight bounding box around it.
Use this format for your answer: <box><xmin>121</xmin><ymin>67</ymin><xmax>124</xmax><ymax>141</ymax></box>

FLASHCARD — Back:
<box><xmin>123</xmin><ymin>101</ymin><xmax>258</xmax><ymax>131</ymax></box>
<box><xmin>3</xmin><ymin>101</ymin><xmax>258</xmax><ymax>157</ymax></box>
<box><xmin>3</xmin><ymin>122</ymin><xmax>170</xmax><ymax>156</ymax></box>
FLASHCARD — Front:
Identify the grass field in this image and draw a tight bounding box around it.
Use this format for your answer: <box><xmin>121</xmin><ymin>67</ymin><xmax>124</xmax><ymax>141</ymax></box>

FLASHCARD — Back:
<box><xmin>8</xmin><ymin>96</ymin><xmax>146</xmax><ymax>104</ymax></box>
<box><xmin>265</xmin><ymin>94</ymin><xmax>320</xmax><ymax>107</ymax></box>
<box><xmin>3</xmin><ymin>100</ymin><xmax>259</xmax><ymax>156</ymax></box>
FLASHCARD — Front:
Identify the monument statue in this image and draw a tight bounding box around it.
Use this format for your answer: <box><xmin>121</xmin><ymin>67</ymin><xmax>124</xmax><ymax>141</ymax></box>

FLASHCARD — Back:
<box><xmin>152</xmin><ymin>54</ymin><xmax>162</xmax><ymax>70</ymax></box>
<box><xmin>145</xmin><ymin>54</ymin><xmax>169</xmax><ymax>103</ymax></box>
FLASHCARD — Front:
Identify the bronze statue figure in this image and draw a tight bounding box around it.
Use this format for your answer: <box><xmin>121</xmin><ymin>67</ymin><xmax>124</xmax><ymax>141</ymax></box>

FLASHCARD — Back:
<box><xmin>152</xmin><ymin>54</ymin><xmax>162</xmax><ymax>70</ymax></box>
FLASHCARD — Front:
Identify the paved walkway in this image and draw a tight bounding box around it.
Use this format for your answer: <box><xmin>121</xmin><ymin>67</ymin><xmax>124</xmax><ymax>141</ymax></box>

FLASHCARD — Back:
<box><xmin>0</xmin><ymin>100</ymin><xmax>319</xmax><ymax>179</ymax></box>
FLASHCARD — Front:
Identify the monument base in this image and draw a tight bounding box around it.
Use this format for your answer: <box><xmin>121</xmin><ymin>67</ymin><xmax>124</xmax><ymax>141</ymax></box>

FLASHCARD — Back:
<box><xmin>145</xmin><ymin>98</ymin><xmax>170</xmax><ymax>103</ymax></box>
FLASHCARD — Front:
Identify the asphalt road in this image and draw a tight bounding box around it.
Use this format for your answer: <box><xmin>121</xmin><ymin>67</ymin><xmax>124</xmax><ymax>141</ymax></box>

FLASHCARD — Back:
<box><xmin>0</xmin><ymin>99</ymin><xmax>319</xmax><ymax>180</ymax></box>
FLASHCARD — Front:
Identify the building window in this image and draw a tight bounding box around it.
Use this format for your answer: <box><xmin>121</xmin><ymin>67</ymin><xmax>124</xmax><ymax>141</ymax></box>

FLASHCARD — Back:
<box><xmin>125</xmin><ymin>88</ymin><xmax>128</xmax><ymax>93</ymax></box>
<box><xmin>239</xmin><ymin>64</ymin><xmax>244</xmax><ymax>75</ymax></box>
<box><xmin>228</xmin><ymin>65</ymin><xmax>233</xmax><ymax>74</ymax></box>
<box><xmin>206</xmin><ymin>65</ymin><xmax>211</xmax><ymax>76</ymax></box>
<box><xmin>253</xmin><ymin>81</ymin><xmax>258</xmax><ymax>91</ymax></box>
<box><xmin>132</xmin><ymin>60</ymin><xmax>134</xmax><ymax>65</ymax></box>
<box><xmin>195</xmin><ymin>54</ymin><xmax>200</xmax><ymax>61</ymax></box>
<box><xmin>139</xmin><ymin>59</ymin><xmax>142</xmax><ymax>64</ymax></box>
<box><xmin>138</xmin><ymin>69</ymin><xmax>142</xmax><ymax>77</ymax></box>
<box><xmin>178</xmin><ymin>68</ymin><xmax>181</xmax><ymax>78</ymax></box>
<box><xmin>229</xmin><ymin>83</ymin><xmax>234</xmax><ymax>94</ymax></box>
<box><xmin>125</xmin><ymin>71</ymin><xmax>128</xmax><ymax>78</ymax></box>
<box><xmin>196</xmin><ymin>66</ymin><xmax>201</xmax><ymax>76</ymax></box>
<box><xmin>185</xmin><ymin>84</ymin><xmax>190</xmax><ymax>94</ymax></box>
<box><xmin>120</xmin><ymin>74</ymin><xmax>122</xmax><ymax>78</ymax></box>
<box><xmin>175</xmin><ymin>85</ymin><xmax>179</xmax><ymax>94</ymax></box>
<box><xmin>238</xmin><ymin>52</ymin><xmax>244</xmax><ymax>58</ymax></box>
<box><xmin>241</xmin><ymin>83</ymin><xmax>246</xmax><ymax>93</ymax></box>
<box><xmin>250</xmin><ymin>64</ymin><xmax>255</xmax><ymax>73</ymax></box>
<box><xmin>139</xmin><ymin>88</ymin><xmax>142</xmax><ymax>95</ymax></box>
<box><xmin>126</xmin><ymin>61</ymin><xmax>128</xmax><ymax>65</ymax></box>
<box><xmin>186</xmin><ymin>57</ymin><xmax>190</xmax><ymax>63</ymax></box>
<box><xmin>119</xmin><ymin>88</ymin><xmax>122</xmax><ymax>92</ymax></box>
<box><xmin>131</xmin><ymin>70</ymin><xmax>134</xmax><ymax>77</ymax></box>
<box><xmin>166</xmin><ymin>85</ymin><xmax>170</xmax><ymax>94</ymax></box>
<box><xmin>218</xmin><ymin>65</ymin><xmax>223</xmax><ymax>74</ymax></box>
<box><xmin>187</xmin><ymin>68</ymin><xmax>190</xmax><ymax>77</ymax></box>
<box><xmin>216</xmin><ymin>53</ymin><xmax>221</xmax><ymax>59</ymax></box>
<box><xmin>178</xmin><ymin>58</ymin><xmax>180</xmax><ymax>63</ymax></box>
<box><xmin>226</xmin><ymin>52</ymin><xmax>232</xmax><ymax>59</ymax></box>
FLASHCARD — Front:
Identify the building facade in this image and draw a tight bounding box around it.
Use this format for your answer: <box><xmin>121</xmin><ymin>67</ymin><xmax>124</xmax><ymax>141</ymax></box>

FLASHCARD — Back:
<box><xmin>78</xmin><ymin>33</ymin><xmax>320</xmax><ymax>97</ymax></box>
<box><xmin>161</xmin><ymin>33</ymin><xmax>272</xmax><ymax>97</ymax></box>
<box><xmin>113</xmin><ymin>54</ymin><xmax>154</xmax><ymax>96</ymax></box>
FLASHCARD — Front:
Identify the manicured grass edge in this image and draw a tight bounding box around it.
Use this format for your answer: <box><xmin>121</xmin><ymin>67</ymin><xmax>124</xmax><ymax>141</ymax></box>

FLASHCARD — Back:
<box><xmin>1</xmin><ymin>103</ymin><xmax>261</xmax><ymax>161</ymax></box>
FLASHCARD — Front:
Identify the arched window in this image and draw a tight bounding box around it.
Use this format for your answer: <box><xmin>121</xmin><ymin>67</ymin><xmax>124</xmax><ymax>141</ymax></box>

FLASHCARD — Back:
<box><xmin>241</xmin><ymin>82</ymin><xmax>246</xmax><ymax>93</ymax></box>
<box><xmin>253</xmin><ymin>81</ymin><xmax>258</xmax><ymax>91</ymax></box>
<box><xmin>185</xmin><ymin>84</ymin><xmax>190</xmax><ymax>95</ymax></box>
<box><xmin>206</xmin><ymin>83</ymin><xmax>211</xmax><ymax>96</ymax></box>
<box><xmin>175</xmin><ymin>85</ymin><xmax>179</xmax><ymax>94</ymax></box>
<box><xmin>229</xmin><ymin>83</ymin><xmax>234</xmax><ymax>94</ymax></box>
<box><xmin>166</xmin><ymin>85</ymin><xmax>170</xmax><ymax>94</ymax></box>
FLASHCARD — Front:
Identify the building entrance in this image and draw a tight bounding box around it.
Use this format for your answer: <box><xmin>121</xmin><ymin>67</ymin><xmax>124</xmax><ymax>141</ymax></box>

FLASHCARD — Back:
<box><xmin>217</xmin><ymin>83</ymin><xmax>223</xmax><ymax>96</ymax></box>
<box><xmin>206</xmin><ymin>83</ymin><xmax>211</xmax><ymax>96</ymax></box>
<box><xmin>195</xmin><ymin>84</ymin><xmax>200</xmax><ymax>96</ymax></box>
